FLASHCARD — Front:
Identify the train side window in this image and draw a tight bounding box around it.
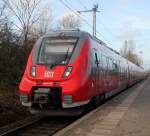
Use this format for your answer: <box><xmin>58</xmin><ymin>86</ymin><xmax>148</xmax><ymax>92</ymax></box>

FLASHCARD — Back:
<box><xmin>107</xmin><ymin>58</ymin><xmax>111</xmax><ymax>76</ymax></box>
<box><xmin>99</xmin><ymin>54</ymin><xmax>103</xmax><ymax>76</ymax></box>
<box><xmin>107</xmin><ymin>58</ymin><xmax>109</xmax><ymax>73</ymax></box>
<box><xmin>112</xmin><ymin>62</ymin><xmax>119</xmax><ymax>74</ymax></box>
<box><xmin>110</xmin><ymin>59</ymin><xmax>113</xmax><ymax>75</ymax></box>
<box><xmin>102</xmin><ymin>55</ymin><xmax>107</xmax><ymax>69</ymax></box>
<box><xmin>109</xmin><ymin>58</ymin><xmax>112</xmax><ymax>73</ymax></box>
<box><xmin>121</xmin><ymin>67</ymin><xmax>123</xmax><ymax>80</ymax></box>
<box><xmin>123</xmin><ymin>68</ymin><xmax>125</xmax><ymax>79</ymax></box>
<box><xmin>120</xmin><ymin>66</ymin><xmax>122</xmax><ymax>78</ymax></box>
<box><xmin>99</xmin><ymin>54</ymin><xmax>102</xmax><ymax>68</ymax></box>
<box><xmin>101</xmin><ymin>55</ymin><xmax>106</xmax><ymax>76</ymax></box>
<box><xmin>105</xmin><ymin>57</ymin><xmax>108</xmax><ymax>76</ymax></box>
<box><xmin>101</xmin><ymin>55</ymin><xmax>104</xmax><ymax>68</ymax></box>
<box><xmin>105</xmin><ymin>56</ymin><xmax>108</xmax><ymax>76</ymax></box>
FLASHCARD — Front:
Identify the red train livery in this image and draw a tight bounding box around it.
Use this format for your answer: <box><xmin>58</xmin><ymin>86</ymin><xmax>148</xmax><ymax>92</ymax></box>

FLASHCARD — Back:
<box><xmin>19</xmin><ymin>30</ymin><xmax>146</xmax><ymax>115</ymax></box>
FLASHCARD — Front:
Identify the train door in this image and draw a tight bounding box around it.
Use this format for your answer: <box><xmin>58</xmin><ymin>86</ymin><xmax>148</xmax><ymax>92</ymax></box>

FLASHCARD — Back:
<box><xmin>112</xmin><ymin>61</ymin><xmax>119</xmax><ymax>90</ymax></box>
<box><xmin>105</xmin><ymin>57</ymin><xmax>110</xmax><ymax>92</ymax></box>
<box><xmin>99</xmin><ymin>54</ymin><xmax>104</xmax><ymax>93</ymax></box>
<box><xmin>101</xmin><ymin>55</ymin><xmax>108</xmax><ymax>92</ymax></box>
<box><xmin>107</xmin><ymin>58</ymin><xmax>113</xmax><ymax>92</ymax></box>
<box><xmin>117</xmin><ymin>61</ymin><xmax>122</xmax><ymax>89</ymax></box>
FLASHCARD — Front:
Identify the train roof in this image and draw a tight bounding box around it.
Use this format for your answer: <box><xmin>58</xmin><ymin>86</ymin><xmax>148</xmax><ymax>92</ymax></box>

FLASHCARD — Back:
<box><xmin>45</xmin><ymin>29</ymin><xmax>143</xmax><ymax>70</ymax></box>
<box><xmin>45</xmin><ymin>29</ymin><xmax>89</xmax><ymax>38</ymax></box>
<box><xmin>46</xmin><ymin>29</ymin><xmax>120</xmax><ymax>54</ymax></box>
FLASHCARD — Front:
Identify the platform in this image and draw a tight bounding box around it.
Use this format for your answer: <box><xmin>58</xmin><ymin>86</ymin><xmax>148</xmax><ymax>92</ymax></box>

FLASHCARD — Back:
<box><xmin>54</xmin><ymin>78</ymin><xmax>150</xmax><ymax>136</ymax></box>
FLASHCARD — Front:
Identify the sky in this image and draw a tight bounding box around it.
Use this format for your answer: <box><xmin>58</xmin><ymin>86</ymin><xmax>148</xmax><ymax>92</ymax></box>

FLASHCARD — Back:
<box><xmin>49</xmin><ymin>0</ymin><xmax>150</xmax><ymax>69</ymax></box>
<box><xmin>50</xmin><ymin>0</ymin><xmax>150</xmax><ymax>67</ymax></box>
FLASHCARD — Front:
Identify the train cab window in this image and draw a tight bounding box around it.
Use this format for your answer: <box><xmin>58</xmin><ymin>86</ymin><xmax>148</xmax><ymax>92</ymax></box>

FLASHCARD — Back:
<box><xmin>38</xmin><ymin>37</ymin><xmax>78</xmax><ymax>65</ymax></box>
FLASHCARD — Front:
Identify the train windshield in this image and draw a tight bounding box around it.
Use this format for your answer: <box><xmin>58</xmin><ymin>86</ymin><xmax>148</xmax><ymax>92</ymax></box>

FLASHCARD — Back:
<box><xmin>38</xmin><ymin>37</ymin><xmax>78</xmax><ymax>65</ymax></box>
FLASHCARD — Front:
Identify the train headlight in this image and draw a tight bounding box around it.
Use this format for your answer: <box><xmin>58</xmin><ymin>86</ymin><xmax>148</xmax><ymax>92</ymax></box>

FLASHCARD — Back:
<box><xmin>62</xmin><ymin>66</ymin><xmax>72</xmax><ymax>78</ymax></box>
<box><xmin>30</xmin><ymin>66</ymin><xmax>36</xmax><ymax>77</ymax></box>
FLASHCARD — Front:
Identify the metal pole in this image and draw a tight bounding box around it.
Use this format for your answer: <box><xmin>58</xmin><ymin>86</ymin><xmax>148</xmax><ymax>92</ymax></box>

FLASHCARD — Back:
<box><xmin>77</xmin><ymin>4</ymin><xmax>99</xmax><ymax>37</ymax></box>
<box><xmin>93</xmin><ymin>9</ymin><xmax>95</xmax><ymax>36</ymax></box>
<box><xmin>95</xmin><ymin>10</ymin><xmax>96</xmax><ymax>37</ymax></box>
<box><xmin>93</xmin><ymin>5</ymin><xmax>96</xmax><ymax>37</ymax></box>
<box><xmin>93</xmin><ymin>4</ymin><xmax>98</xmax><ymax>37</ymax></box>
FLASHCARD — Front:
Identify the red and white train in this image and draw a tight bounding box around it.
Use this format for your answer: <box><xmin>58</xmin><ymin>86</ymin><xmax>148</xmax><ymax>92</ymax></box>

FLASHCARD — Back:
<box><xmin>19</xmin><ymin>30</ymin><xmax>146</xmax><ymax>115</ymax></box>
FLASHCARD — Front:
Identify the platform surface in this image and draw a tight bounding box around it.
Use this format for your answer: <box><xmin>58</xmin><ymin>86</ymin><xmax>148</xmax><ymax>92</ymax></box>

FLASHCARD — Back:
<box><xmin>54</xmin><ymin>78</ymin><xmax>150</xmax><ymax>136</ymax></box>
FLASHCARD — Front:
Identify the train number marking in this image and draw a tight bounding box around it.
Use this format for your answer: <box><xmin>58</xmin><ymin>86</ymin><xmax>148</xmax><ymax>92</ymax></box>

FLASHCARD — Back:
<box><xmin>44</xmin><ymin>71</ymin><xmax>54</xmax><ymax>78</ymax></box>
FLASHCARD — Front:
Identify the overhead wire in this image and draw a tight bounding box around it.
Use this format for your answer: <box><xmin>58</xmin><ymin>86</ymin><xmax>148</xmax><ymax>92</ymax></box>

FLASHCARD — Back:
<box><xmin>65</xmin><ymin>0</ymin><xmax>115</xmax><ymax>44</ymax></box>
<box><xmin>98</xmin><ymin>19</ymin><xmax>115</xmax><ymax>38</ymax></box>
<box><xmin>58</xmin><ymin>0</ymin><xmax>114</xmax><ymax>46</ymax></box>
<box><xmin>78</xmin><ymin>0</ymin><xmax>88</xmax><ymax>10</ymax></box>
<box><xmin>90</xmin><ymin>0</ymin><xmax>116</xmax><ymax>39</ymax></box>
<box><xmin>59</xmin><ymin>0</ymin><xmax>94</xmax><ymax>32</ymax></box>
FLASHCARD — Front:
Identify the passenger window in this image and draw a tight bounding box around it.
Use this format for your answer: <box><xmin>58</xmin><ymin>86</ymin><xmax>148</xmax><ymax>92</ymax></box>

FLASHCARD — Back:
<box><xmin>99</xmin><ymin>54</ymin><xmax>103</xmax><ymax>68</ymax></box>
<box><xmin>102</xmin><ymin>55</ymin><xmax>107</xmax><ymax>69</ymax></box>
<box><xmin>112</xmin><ymin>61</ymin><xmax>119</xmax><ymax>74</ymax></box>
<box><xmin>99</xmin><ymin>54</ymin><xmax>103</xmax><ymax>76</ymax></box>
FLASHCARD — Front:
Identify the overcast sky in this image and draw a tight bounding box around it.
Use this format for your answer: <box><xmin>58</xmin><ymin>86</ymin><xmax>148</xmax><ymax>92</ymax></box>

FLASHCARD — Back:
<box><xmin>49</xmin><ymin>0</ymin><xmax>150</xmax><ymax>68</ymax></box>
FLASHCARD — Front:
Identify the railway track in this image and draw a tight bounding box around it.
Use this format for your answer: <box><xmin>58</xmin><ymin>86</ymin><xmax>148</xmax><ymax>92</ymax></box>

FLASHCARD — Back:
<box><xmin>0</xmin><ymin>93</ymin><xmax>120</xmax><ymax>136</ymax></box>
<box><xmin>0</xmin><ymin>116</ymin><xmax>77</xmax><ymax>136</ymax></box>
<box><xmin>0</xmin><ymin>80</ymin><xmax>144</xmax><ymax>136</ymax></box>
<box><xmin>0</xmin><ymin>96</ymin><xmax>129</xmax><ymax>136</ymax></box>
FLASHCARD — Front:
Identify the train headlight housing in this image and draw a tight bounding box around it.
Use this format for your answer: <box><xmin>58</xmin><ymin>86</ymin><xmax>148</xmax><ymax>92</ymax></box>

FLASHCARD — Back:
<box><xmin>62</xmin><ymin>66</ymin><xmax>72</xmax><ymax>78</ymax></box>
<box><xmin>30</xmin><ymin>66</ymin><xmax>36</xmax><ymax>77</ymax></box>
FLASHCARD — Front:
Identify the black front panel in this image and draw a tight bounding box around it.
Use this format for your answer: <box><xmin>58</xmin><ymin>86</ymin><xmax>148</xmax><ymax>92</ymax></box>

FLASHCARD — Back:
<box><xmin>32</xmin><ymin>87</ymin><xmax>62</xmax><ymax>109</ymax></box>
<box><xmin>33</xmin><ymin>88</ymin><xmax>50</xmax><ymax>104</ymax></box>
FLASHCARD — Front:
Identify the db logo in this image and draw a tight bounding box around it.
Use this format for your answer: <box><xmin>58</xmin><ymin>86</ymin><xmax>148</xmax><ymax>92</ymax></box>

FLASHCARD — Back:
<box><xmin>44</xmin><ymin>71</ymin><xmax>54</xmax><ymax>78</ymax></box>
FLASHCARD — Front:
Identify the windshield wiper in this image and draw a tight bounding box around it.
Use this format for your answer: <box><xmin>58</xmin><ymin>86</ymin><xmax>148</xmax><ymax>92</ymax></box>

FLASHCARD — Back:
<box><xmin>50</xmin><ymin>48</ymin><xmax>70</xmax><ymax>69</ymax></box>
<box><xmin>64</xmin><ymin>47</ymin><xmax>70</xmax><ymax>62</ymax></box>
<box><xmin>50</xmin><ymin>58</ymin><xmax>62</xmax><ymax>69</ymax></box>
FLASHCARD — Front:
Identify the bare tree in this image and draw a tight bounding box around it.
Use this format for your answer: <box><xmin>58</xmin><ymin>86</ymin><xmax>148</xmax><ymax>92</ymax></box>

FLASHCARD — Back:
<box><xmin>31</xmin><ymin>7</ymin><xmax>53</xmax><ymax>37</ymax></box>
<box><xmin>120</xmin><ymin>40</ymin><xmax>143</xmax><ymax>66</ymax></box>
<box><xmin>0</xmin><ymin>3</ymin><xmax>12</xmax><ymax>43</ymax></box>
<box><xmin>2</xmin><ymin>0</ymin><xmax>45</xmax><ymax>46</ymax></box>
<box><xmin>0</xmin><ymin>2</ymin><xmax>8</xmax><ymax>27</ymax></box>
<box><xmin>58</xmin><ymin>12</ymin><xmax>81</xmax><ymax>29</ymax></box>
<box><xmin>0</xmin><ymin>3</ymin><xmax>5</xmax><ymax>18</ymax></box>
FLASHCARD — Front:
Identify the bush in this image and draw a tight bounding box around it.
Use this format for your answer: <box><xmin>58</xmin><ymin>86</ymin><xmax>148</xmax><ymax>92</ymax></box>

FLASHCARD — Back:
<box><xmin>0</xmin><ymin>41</ymin><xmax>33</xmax><ymax>87</ymax></box>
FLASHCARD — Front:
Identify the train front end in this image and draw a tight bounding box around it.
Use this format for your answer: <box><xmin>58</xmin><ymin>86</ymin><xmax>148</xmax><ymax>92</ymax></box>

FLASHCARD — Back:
<box><xmin>19</xmin><ymin>31</ymin><xmax>91</xmax><ymax>115</ymax></box>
